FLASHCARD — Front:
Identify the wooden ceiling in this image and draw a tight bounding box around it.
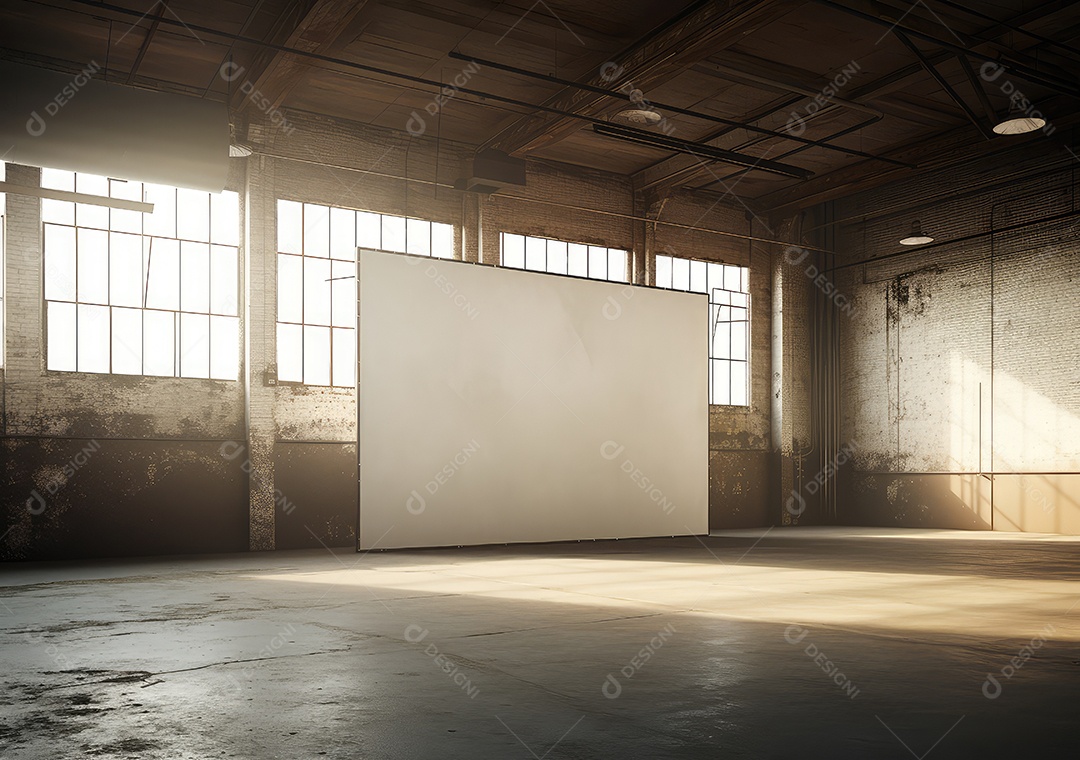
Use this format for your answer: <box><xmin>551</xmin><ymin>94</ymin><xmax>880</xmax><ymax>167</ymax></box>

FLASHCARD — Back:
<box><xmin>2</xmin><ymin>0</ymin><xmax>1079</xmax><ymax>213</ymax></box>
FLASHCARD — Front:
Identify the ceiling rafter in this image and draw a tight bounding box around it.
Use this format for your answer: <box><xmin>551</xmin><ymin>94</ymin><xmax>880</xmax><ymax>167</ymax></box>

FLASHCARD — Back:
<box><xmin>481</xmin><ymin>0</ymin><xmax>796</xmax><ymax>157</ymax></box>
<box><xmin>238</xmin><ymin>0</ymin><xmax>370</xmax><ymax>116</ymax></box>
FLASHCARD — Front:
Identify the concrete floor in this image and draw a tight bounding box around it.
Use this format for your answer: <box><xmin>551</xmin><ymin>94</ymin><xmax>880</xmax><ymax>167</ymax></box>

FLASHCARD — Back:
<box><xmin>2</xmin><ymin>527</ymin><xmax>1079</xmax><ymax>758</ymax></box>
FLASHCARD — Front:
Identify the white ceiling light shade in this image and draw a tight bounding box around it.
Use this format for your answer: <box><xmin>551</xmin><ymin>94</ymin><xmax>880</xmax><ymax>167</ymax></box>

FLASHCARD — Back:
<box><xmin>229</xmin><ymin>143</ymin><xmax>253</xmax><ymax>157</ymax></box>
<box><xmin>614</xmin><ymin>107</ymin><xmax>663</xmax><ymax>125</ymax></box>
<box><xmin>899</xmin><ymin>220</ymin><xmax>934</xmax><ymax>246</ymax></box>
<box><xmin>992</xmin><ymin>116</ymin><xmax>1047</xmax><ymax>135</ymax></box>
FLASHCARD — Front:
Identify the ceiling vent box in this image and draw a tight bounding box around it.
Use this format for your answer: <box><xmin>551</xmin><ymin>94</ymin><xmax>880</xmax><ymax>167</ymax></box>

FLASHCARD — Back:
<box><xmin>454</xmin><ymin>149</ymin><xmax>526</xmax><ymax>193</ymax></box>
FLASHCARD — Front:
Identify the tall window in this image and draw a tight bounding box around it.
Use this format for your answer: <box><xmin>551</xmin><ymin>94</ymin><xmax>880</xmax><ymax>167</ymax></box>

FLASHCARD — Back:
<box><xmin>655</xmin><ymin>254</ymin><xmax>750</xmax><ymax>406</ymax></box>
<box><xmin>276</xmin><ymin>200</ymin><xmax>453</xmax><ymax>387</ymax></box>
<box><xmin>42</xmin><ymin>169</ymin><xmax>240</xmax><ymax>379</ymax></box>
<box><xmin>500</xmin><ymin>233</ymin><xmax>628</xmax><ymax>282</ymax></box>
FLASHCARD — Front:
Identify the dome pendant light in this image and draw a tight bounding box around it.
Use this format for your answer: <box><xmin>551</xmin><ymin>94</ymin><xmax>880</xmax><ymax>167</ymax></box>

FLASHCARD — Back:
<box><xmin>899</xmin><ymin>220</ymin><xmax>934</xmax><ymax>246</ymax></box>
<box><xmin>992</xmin><ymin>115</ymin><xmax>1047</xmax><ymax>135</ymax></box>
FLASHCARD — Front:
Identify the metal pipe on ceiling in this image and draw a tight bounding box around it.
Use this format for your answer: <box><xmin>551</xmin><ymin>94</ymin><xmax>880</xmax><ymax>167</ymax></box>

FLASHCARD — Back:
<box><xmin>828</xmin><ymin>205</ymin><xmax>1080</xmax><ymax>271</ymax></box>
<box><xmin>810</xmin><ymin>0</ymin><xmax>1080</xmax><ymax>98</ymax></box>
<box><xmin>929</xmin><ymin>0</ymin><xmax>1080</xmax><ymax>61</ymax></box>
<box><xmin>801</xmin><ymin>156</ymin><xmax>1078</xmax><ymax>233</ymax></box>
<box><xmin>592</xmin><ymin>122</ymin><xmax>812</xmax><ymax>179</ymax></box>
<box><xmin>894</xmin><ymin>31</ymin><xmax>995</xmax><ymax>139</ymax></box>
<box><xmin>703</xmin><ymin>111</ymin><xmax>884</xmax><ymax>190</ymax></box>
<box><xmin>448</xmin><ymin>52</ymin><xmax>912</xmax><ymax>168</ymax></box>
<box><xmin>57</xmin><ymin>0</ymin><xmax>807</xmax><ymax>180</ymax></box>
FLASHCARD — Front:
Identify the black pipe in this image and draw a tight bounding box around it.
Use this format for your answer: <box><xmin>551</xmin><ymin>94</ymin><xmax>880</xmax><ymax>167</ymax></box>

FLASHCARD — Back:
<box><xmin>829</xmin><ymin>205</ymin><xmax>1080</xmax><ymax>271</ymax></box>
<box><xmin>55</xmin><ymin>0</ymin><xmax>807</xmax><ymax>179</ymax></box>
<box><xmin>704</xmin><ymin>112</ymin><xmax>884</xmax><ymax>189</ymax></box>
<box><xmin>448</xmin><ymin>51</ymin><xmax>913</xmax><ymax>168</ymax></box>
<box><xmin>592</xmin><ymin>123</ymin><xmax>812</xmax><ymax>179</ymax></box>
<box><xmin>895</xmin><ymin>32</ymin><xmax>995</xmax><ymax>139</ymax></box>
<box><xmin>810</xmin><ymin>0</ymin><xmax>1080</xmax><ymax>98</ymax></box>
<box><xmin>929</xmin><ymin>0</ymin><xmax>1080</xmax><ymax>61</ymax></box>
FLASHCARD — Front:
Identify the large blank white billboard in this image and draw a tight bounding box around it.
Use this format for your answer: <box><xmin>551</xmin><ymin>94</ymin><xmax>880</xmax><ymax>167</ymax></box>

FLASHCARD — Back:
<box><xmin>358</xmin><ymin>250</ymin><xmax>708</xmax><ymax>550</ymax></box>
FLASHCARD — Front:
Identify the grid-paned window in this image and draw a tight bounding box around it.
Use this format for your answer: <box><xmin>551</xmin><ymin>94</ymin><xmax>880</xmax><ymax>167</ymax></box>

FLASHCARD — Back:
<box><xmin>655</xmin><ymin>254</ymin><xmax>750</xmax><ymax>406</ymax></box>
<box><xmin>41</xmin><ymin>169</ymin><xmax>240</xmax><ymax>379</ymax></box>
<box><xmin>276</xmin><ymin>200</ymin><xmax>454</xmax><ymax>387</ymax></box>
<box><xmin>500</xmin><ymin>233</ymin><xmax>628</xmax><ymax>282</ymax></box>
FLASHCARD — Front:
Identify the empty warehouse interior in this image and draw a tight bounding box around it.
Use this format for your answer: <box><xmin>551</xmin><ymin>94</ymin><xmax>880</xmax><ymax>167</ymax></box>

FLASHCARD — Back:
<box><xmin>1</xmin><ymin>0</ymin><xmax>1079</xmax><ymax>757</ymax></box>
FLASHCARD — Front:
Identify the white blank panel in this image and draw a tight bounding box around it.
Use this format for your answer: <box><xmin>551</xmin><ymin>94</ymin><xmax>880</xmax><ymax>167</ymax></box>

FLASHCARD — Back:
<box><xmin>358</xmin><ymin>250</ymin><xmax>708</xmax><ymax>550</ymax></box>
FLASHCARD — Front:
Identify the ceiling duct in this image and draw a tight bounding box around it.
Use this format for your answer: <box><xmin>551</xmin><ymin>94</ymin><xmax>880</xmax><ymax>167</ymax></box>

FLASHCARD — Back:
<box><xmin>454</xmin><ymin>149</ymin><xmax>527</xmax><ymax>194</ymax></box>
<box><xmin>0</xmin><ymin>60</ymin><xmax>229</xmax><ymax>192</ymax></box>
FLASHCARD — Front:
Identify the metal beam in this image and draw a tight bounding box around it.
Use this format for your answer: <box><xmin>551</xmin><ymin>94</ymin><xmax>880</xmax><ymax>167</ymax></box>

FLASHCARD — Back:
<box><xmin>592</xmin><ymin>122</ymin><xmax>813</xmax><ymax>179</ymax></box>
<box><xmin>54</xmin><ymin>0</ymin><xmax>806</xmax><ymax>180</ymax></box>
<box><xmin>928</xmin><ymin>0</ymin><xmax>1080</xmax><ymax>60</ymax></box>
<box><xmin>240</xmin><ymin>0</ymin><xmax>369</xmax><ymax>114</ymax></box>
<box><xmin>956</xmin><ymin>54</ymin><xmax>997</xmax><ymax>123</ymax></box>
<box><xmin>482</xmin><ymin>0</ymin><xmax>794</xmax><ymax>156</ymax></box>
<box><xmin>810</xmin><ymin>0</ymin><xmax>1080</xmax><ymax>98</ymax></box>
<box><xmin>895</xmin><ymin>31</ymin><xmax>994</xmax><ymax>139</ymax></box>
<box><xmin>126</xmin><ymin>3</ymin><xmax>162</xmax><ymax>85</ymax></box>
<box><xmin>0</xmin><ymin>181</ymin><xmax>154</xmax><ymax>212</ymax></box>
<box><xmin>451</xmin><ymin>51</ymin><xmax>906</xmax><ymax>167</ymax></box>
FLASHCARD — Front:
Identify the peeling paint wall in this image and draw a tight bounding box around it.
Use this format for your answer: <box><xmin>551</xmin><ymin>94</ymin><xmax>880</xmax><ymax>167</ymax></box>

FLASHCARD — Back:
<box><xmin>834</xmin><ymin>140</ymin><xmax>1080</xmax><ymax>532</ymax></box>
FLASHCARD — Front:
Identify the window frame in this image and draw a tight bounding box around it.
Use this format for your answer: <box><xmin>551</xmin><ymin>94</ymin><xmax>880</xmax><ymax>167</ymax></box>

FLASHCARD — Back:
<box><xmin>654</xmin><ymin>253</ymin><xmax>751</xmax><ymax>408</ymax></box>
<box><xmin>499</xmin><ymin>232</ymin><xmax>629</xmax><ymax>283</ymax></box>
<box><xmin>40</xmin><ymin>170</ymin><xmax>241</xmax><ymax>380</ymax></box>
<box><xmin>275</xmin><ymin>199</ymin><xmax>454</xmax><ymax>388</ymax></box>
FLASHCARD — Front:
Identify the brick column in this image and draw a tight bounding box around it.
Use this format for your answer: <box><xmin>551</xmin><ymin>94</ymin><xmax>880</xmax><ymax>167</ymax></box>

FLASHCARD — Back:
<box><xmin>3</xmin><ymin>164</ymin><xmax>43</xmax><ymax>434</ymax></box>
<box><xmin>244</xmin><ymin>154</ymin><xmax>277</xmax><ymax>550</ymax></box>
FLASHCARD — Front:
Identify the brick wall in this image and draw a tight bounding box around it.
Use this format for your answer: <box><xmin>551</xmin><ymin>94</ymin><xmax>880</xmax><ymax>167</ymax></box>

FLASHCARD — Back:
<box><xmin>833</xmin><ymin>136</ymin><xmax>1080</xmax><ymax>532</ymax></box>
<box><xmin>1</xmin><ymin>108</ymin><xmax>783</xmax><ymax>559</ymax></box>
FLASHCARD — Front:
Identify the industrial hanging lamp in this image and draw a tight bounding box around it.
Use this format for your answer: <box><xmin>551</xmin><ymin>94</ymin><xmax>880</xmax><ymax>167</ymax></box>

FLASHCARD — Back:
<box><xmin>899</xmin><ymin>220</ymin><xmax>934</xmax><ymax>246</ymax></box>
<box><xmin>614</xmin><ymin>106</ymin><xmax>663</xmax><ymax>126</ymax></box>
<box><xmin>991</xmin><ymin>113</ymin><xmax>1047</xmax><ymax>135</ymax></box>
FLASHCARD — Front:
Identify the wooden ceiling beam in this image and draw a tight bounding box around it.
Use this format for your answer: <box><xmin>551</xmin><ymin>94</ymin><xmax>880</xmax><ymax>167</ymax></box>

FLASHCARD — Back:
<box><xmin>238</xmin><ymin>0</ymin><xmax>369</xmax><ymax>116</ymax></box>
<box><xmin>483</xmin><ymin>0</ymin><xmax>794</xmax><ymax>157</ymax></box>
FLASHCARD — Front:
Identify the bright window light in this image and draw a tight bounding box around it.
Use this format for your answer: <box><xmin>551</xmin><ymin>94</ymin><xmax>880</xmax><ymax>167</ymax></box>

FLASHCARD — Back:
<box><xmin>656</xmin><ymin>254</ymin><xmax>750</xmax><ymax>407</ymax></box>
<box><xmin>42</xmin><ymin>169</ymin><xmax>240</xmax><ymax>379</ymax></box>
<box><xmin>276</xmin><ymin>199</ymin><xmax>453</xmax><ymax>387</ymax></box>
<box><xmin>500</xmin><ymin>232</ymin><xmax>628</xmax><ymax>282</ymax></box>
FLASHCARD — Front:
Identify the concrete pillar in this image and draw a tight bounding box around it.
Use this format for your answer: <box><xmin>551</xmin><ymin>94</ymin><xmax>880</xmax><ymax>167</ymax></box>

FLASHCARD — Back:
<box><xmin>771</xmin><ymin>217</ymin><xmax>815</xmax><ymax>525</ymax></box>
